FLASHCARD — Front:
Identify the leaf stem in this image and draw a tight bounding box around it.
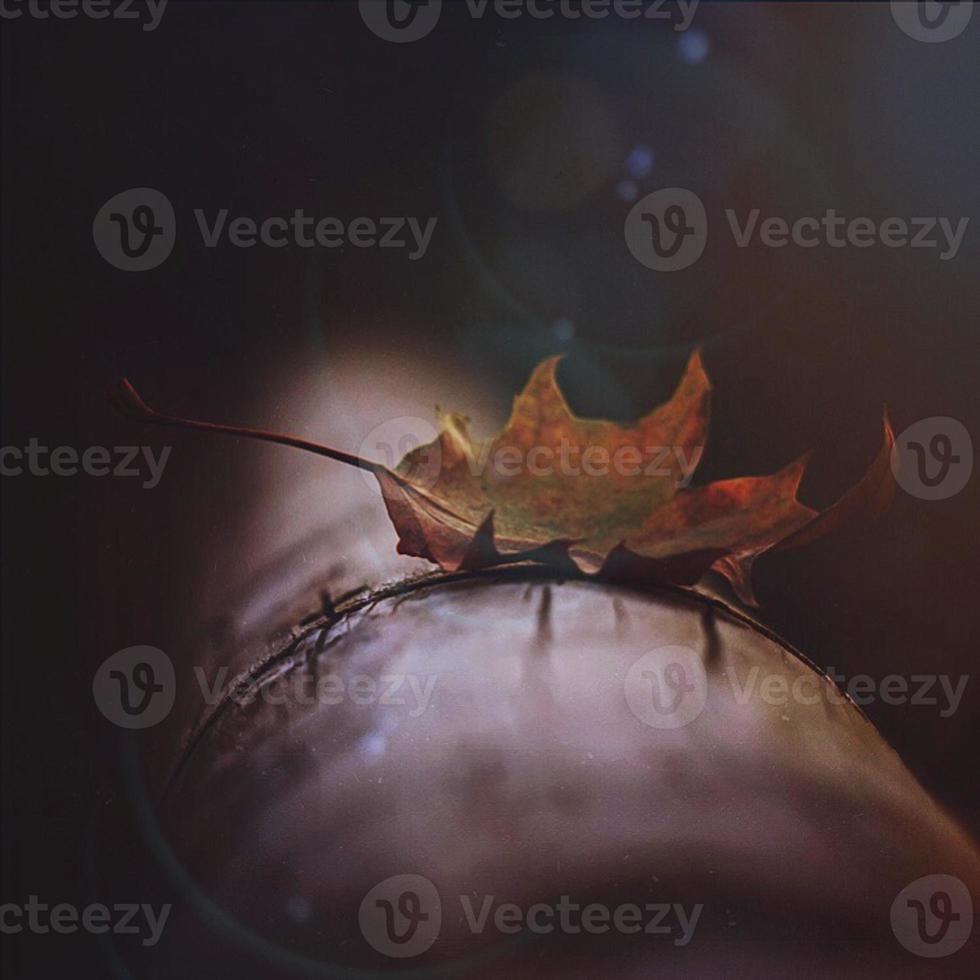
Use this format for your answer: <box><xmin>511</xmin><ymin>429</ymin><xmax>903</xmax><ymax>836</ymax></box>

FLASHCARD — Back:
<box><xmin>112</xmin><ymin>379</ymin><xmax>383</xmax><ymax>474</ymax></box>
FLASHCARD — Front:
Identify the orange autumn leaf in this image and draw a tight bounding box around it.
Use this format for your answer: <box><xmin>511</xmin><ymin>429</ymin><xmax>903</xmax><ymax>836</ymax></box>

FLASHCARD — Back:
<box><xmin>115</xmin><ymin>352</ymin><xmax>894</xmax><ymax>605</ymax></box>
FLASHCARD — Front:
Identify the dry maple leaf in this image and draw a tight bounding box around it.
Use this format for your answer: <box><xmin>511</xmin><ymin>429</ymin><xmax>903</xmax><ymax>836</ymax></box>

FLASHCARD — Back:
<box><xmin>114</xmin><ymin>352</ymin><xmax>894</xmax><ymax>605</ymax></box>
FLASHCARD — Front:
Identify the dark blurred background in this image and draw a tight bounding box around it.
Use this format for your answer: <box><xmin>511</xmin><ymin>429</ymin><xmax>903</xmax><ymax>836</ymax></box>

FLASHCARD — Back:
<box><xmin>2</xmin><ymin>1</ymin><xmax>979</xmax><ymax>976</ymax></box>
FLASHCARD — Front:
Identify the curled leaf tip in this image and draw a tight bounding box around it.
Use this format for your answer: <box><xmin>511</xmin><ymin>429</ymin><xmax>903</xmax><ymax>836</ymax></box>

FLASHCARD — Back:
<box><xmin>112</xmin><ymin>378</ymin><xmax>155</xmax><ymax>421</ymax></box>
